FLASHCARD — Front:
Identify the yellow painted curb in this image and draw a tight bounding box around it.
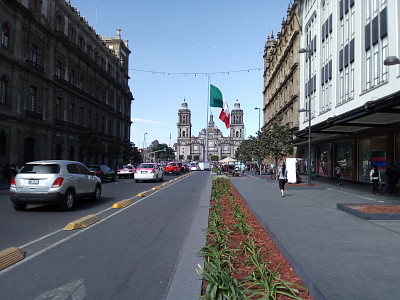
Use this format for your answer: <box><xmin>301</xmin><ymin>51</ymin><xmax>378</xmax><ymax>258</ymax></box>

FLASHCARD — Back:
<box><xmin>64</xmin><ymin>214</ymin><xmax>100</xmax><ymax>230</ymax></box>
<box><xmin>152</xmin><ymin>186</ymin><xmax>161</xmax><ymax>190</ymax></box>
<box><xmin>112</xmin><ymin>199</ymin><xmax>133</xmax><ymax>208</ymax></box>
<box><xmin>137</xmin><ymin>191</ymin><xmax>149</xmax><ymax>197</ymax></box>
<box><xmin>0</xmin><ymin>247</ymin><xmax>26</xmax><ymax>271</ymax></box>
<box><xmin>161</xmin><ymin>182</ymin><xmax>169</xmax><ymax>186</ymax></box>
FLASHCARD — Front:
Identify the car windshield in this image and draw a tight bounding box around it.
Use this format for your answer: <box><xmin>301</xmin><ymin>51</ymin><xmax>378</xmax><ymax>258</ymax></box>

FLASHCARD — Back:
<box><xmin>167</xmin><ymin>163</ymin><xmax>176</xmax><ymax>166</ymax></box>
<box><xmin>138</xmin><ymin>164</ymin><xmax>154</xmax><ymax>169</ymax></box>
<box><xmin>88</xmin><ymin>166</ymin><xmax>101</xmax><ymax>171</ymax></box>
<box><xmin>122</xmin><ymin>166</ymin><xmax>133</xmax><ymax>169</ymax></box>
<box><xmin>19</xmin><ymin>164</ymin><xmax>60</xmax><ymax>174</ymax></box>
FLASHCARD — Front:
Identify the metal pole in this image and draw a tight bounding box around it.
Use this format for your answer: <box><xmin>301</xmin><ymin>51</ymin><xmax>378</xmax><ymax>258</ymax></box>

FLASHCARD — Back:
<box><xmin>308</xmin><ymin>107</ymin><xmax>311</xmax><ymax>186</ymax></box>
<box><xmin>205</xmin><ymin>77</ymin><xmax>210</xmax><ymax>162</ymax></box>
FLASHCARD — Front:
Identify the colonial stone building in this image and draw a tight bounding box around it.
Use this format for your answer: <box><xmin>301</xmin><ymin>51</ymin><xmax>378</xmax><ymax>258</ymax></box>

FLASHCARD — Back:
<box><xmin>0</xmin><ymin>0</ymin><xmax>133</xmax><ymax>170</ymax></box>
<box><xmin>175</xmin><ymin>99</ymin><xmax>244</xmax><ymax>161</ymax></box>
<box><xmin>263</xmin><ymin>3</ymin><xmax>301</xmax><ymax>137</ymax></box>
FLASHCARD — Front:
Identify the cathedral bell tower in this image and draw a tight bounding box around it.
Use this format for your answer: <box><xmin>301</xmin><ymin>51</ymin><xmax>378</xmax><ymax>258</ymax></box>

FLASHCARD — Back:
<box><xmin>176</xmin><ymin>99</ymin><xmax>192</xmax><ymax>160</ymax></box>
<box><xmin>230</xmin><ymin>100</ymin><xmax>244</xmax><ymax>140</ymax></box>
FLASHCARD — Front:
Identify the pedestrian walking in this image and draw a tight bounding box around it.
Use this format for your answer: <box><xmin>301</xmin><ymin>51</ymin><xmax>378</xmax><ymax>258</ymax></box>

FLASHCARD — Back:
<box><xmin>276</xmin><ymin>162</ymin><xmax>288</xmax><ymax>197</ymax></box>
<box><xmin>311</xmin><ymin>161</ymin><xmax>316</xmax><ymax>180</ymax></box>
<box><xmin>335</xmin><ymin>163</ymin><xmax>342</xmax><ymax>185</ymax></box>
<box><xmin>370</xmin><ymin>165</ymin><xmax>380</xmax><ymax>195</ymax></box>
<box><xmin>2</xmin><ymin>163</ymin><xmax>11</xmax><ymax>184</ymax></box>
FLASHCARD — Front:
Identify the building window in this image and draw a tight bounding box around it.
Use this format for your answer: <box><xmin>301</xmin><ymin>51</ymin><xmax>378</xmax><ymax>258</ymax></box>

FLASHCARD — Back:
<box><xmin>87</xmin><ymin>110</ymin><xmax>92</xmax><ymax>128</ymax></box>
<box><xmin>69</xmin><ymin>69</ymin><xmax>75</xmax><ymax>85</ymax></box>
<box><xmin>68</xmin><ymin>146</ymin><xmax>74</xmax><ymax>160</ymax></box>
<box><xmin>363</xmin><ymin>1</ymin><xmax>387</xmax><ymax>90</ymax></box>
<box><xmin>30</xmin><ymin>44</ymin><xmax>38</xmax><ymax>64</ymax></box>
<box><xmin>0</xmin><ymin>76</ymin><xmax>7</xmax><ymax>104</ymax></box>
<box><xmin>55</xmin><ymin>60</ymin><xmax>63</xmax><ymax>78</ymax></box>
<box><xmin>29</xmin><ymin>0</ymin><xmax>42</xmax><ymax>12</ymax></box>
<box><xmin>69</xmin><ymin>103</ymin><xmax>75</xmax><ymax>123</ymax></box>
<box><xmin>56</xmin><ymin>97</ymin><xmax>63</xmax><ymax>120</ymax></box>
<box><xmin>79</xmin><ymin>107</ymin><xmax>84</xmax><ymax>126</ymax></box>
<box><xmin>68</xmin><ymin>25</ymin><xmax>76</xmax><ymax>43</ymax></box>
<box><xmin>55</xmin><ymin>14</ymin><xmax>64</xmax><ymax>32</ymax></box>
<box><xmin>1</xmin><ymin>22</ymin><xmax>10</xmax><ymax>48</ymax></box>
<box><xmin>78</xmin><ymin>35</ymin><xmax>85</xmax><ymax>51</ymax></box>
<box><xmin>29</xmin><ymin>86</ymin><xmax>37</xmax><ymax>112</ymax></box>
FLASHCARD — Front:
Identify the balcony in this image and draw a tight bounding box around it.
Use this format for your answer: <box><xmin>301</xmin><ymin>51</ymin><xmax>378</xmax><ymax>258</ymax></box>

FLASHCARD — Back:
<box><xmin>25</xmin><ymin>60</ymin><xmax>45</xmax><ymax>74</ymax></box>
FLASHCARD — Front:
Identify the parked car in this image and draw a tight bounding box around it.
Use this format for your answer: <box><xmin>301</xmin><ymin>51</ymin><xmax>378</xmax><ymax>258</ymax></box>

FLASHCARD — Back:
<box><xmin>182</xmin><ymin>163</ymin><xmax>191</xmax><ymax>172</ymax></box>
<box><xmin>87</xmin><ymin>165</ymin><xmax>116</xmax><ymax>183</ymax></box>
<box><xmin>9</xmin><ymin>160</ymin><xmax>102</xmax><ymax>211</ymax></box>
<box><xmin>117</xmin><ymin>165</ymin><xmax>135</xmax><ymax>178</ymax></box>
<box><xmin>177</xmin><ymin>162</ymin><xmax>185</xmax><ymax>173</ymax></box>
<box><xmin>134</xmin><ymin>163</ymin><xmax>163</xmax><ymax>182</ymax></box>
<box><xmin>163</xmin><ymin>162</ymin><xmax>181</xmax><ymax>175</ymax></box>
<box><xmin>190</xmin><ymin>164</ymin><xmax>200</xmax><ymax>171</ymax></box>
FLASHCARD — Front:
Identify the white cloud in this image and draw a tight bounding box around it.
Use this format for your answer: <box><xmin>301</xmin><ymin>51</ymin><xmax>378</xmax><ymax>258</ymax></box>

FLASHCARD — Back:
<box><xmin>131</xmin><ymin>118</ymin><xmax>167</xmax><ymax>125</ymax></box>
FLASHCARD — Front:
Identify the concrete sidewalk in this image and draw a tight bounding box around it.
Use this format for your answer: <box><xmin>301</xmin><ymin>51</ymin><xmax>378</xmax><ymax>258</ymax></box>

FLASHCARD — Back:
<box><xmin>230</xmin><ymin>174</ymin><xmax>400</xmax><ymax>300</ymax></box>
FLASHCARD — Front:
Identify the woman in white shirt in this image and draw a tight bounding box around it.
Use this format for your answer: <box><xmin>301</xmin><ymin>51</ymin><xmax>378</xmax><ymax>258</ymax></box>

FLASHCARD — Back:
<box><xmin>276</xmin><ymin>163</ymin><xmax>288</xmax><ymax>197</ymax></box>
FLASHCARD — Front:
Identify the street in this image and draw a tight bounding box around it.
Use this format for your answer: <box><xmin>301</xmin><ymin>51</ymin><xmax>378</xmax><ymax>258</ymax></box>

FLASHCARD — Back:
<box><xmin>0</xmin><ymin>172</ymin><xmax>209</xmax><ymax>300</ymax></box>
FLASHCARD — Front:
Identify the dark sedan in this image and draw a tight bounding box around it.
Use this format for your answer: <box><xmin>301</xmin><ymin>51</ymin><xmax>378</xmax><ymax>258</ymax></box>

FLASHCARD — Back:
<box><xmin>88</xmin><ymin>165</ymin><xmax>116</xmax><ymax>183</ymax></box>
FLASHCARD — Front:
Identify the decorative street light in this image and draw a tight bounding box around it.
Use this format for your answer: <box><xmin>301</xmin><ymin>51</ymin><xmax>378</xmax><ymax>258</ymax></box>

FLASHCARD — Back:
<box><xmin>299</xmin><ymin>47</ymin><xmax>312</xmax><ymax>186</ymax></box>
<box><xmin>384</xmin><ymin>56</ymin><xmax>400</xmax><ymax>66</ymax></box>
<box><xmin>254</xmin><ymin>107</ymin><xmax>262</xmax><ymax>175</ymax></box>
<box><xmin>254</xmin><ymin>107</ymin><xmax>261</xmax><ymax>134</ymax></box>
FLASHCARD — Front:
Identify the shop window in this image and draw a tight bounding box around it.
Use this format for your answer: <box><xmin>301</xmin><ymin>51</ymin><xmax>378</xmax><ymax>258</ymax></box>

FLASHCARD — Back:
<box><xmin>0</xmin><ymin>131</ymin><xmax>6</xmax><ymax>155</ymax></box>
<box><xmin>358</xmin><ymin>136</ymin><xmax>387</xmax><ymax>183</ymax></box>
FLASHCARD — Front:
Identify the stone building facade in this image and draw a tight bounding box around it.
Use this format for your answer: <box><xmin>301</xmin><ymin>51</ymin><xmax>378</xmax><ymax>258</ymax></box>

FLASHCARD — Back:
<box><xmin>263</xmin><ymin>3</ymin><xmax>301</xmax><ymax>134</ymax></box>
<box><xmin>175</xmin><ymin>99</ymin><xmax>244</xmax><ymax>161</ymax></box>
<box><xmin>0</xmin><ymin>0</ymin><xmax>133</xmax><ymax>170</ymax></box>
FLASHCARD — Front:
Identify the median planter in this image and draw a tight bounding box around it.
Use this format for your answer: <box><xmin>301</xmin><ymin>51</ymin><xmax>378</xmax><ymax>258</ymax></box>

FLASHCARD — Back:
<box><xmin>198</xmin><ymin>176</ymin><xmax>310</xmax><ymax>299</ymax></box>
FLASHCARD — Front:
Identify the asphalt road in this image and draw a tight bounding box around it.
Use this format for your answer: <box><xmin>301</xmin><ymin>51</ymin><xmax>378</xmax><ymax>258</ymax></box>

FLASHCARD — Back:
<box><xmin>0</xmin><ymin>171</ymin><xmax>208</xmax><ymax>299</ymax></box>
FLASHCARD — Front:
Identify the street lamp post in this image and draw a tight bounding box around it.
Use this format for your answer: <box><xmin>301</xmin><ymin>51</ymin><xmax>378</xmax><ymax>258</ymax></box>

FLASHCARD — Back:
<box><xmin>143</xmin><ymin>133</ymin><xmax>148</xmax><ymax>162</ymax></box>
<box><xmin>254</xmin><ymin>107</ymin><xmax>261</xmax><ymax>134</ymax></box>
<box><xmin>299</xmin><ymin>47</ymin><xmax>312</xmax><ymax>186</ymax></box>
<box><xmin>254</xmin><ymin>107</ymin><xmax>262</xmax><ymax>175</ymax></box>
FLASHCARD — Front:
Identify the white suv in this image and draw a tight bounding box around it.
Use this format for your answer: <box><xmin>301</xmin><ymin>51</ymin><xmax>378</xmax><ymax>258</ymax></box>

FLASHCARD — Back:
<box><xmin>10</xmin><ymin>160</ymin><xmax>102</xmax><ymax>211</ymax></box>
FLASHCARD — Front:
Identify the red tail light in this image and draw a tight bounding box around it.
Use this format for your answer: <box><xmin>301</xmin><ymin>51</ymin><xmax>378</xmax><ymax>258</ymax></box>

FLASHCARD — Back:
<box><xmin>95</xmin><ymin>171</ymin><xmax>102</xmax><ymax>174</ymax></box>
<box><xmin>150</xmin><ymin>169</ymin><xmax>155</xmax><ymax>173</ymax></box>
<box><xmin>10</xmin><ymin>177</ymin><xmax>16</xmax><ymax>187</ymax></box>
<box><xmin>52</xmin><ymin>177</ymin><xmax>64</xmax><ymax>188</ymax></box>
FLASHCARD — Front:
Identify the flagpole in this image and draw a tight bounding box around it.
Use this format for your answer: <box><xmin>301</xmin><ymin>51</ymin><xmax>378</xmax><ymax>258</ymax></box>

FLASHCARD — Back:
<box><xmin>205</xmin><ymin>76</ymin><xmax>210</xmax><ymax>162</ymax></box>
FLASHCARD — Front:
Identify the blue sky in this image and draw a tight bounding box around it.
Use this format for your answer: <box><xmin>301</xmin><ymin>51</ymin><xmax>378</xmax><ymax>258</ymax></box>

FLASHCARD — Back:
<box><xmin>72</xmin><ymin>0</ymin><xmax>291</xmax><ymax>149</ymax></box>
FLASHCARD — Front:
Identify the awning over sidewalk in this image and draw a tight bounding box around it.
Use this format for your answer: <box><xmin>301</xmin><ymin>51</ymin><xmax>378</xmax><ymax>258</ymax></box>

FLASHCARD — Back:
<box><xmin>295</xmin><ymin>90</ymin><xmax>400</xmax><ymax>144</ymax></box>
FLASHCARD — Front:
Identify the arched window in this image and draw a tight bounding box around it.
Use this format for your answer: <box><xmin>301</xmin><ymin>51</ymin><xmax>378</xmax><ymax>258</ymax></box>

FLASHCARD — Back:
<box><xmin>1</xmin><ymin>22</ymin><xmax>10</xmax><ymax>48</ymax></box>
<box><xmin>55</xmin><ymin>14</ymin><xmax>64</xmax><ymax>33</ymax></box>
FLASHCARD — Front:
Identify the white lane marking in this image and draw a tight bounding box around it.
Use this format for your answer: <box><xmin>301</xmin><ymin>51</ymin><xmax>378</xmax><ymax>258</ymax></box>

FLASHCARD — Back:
<box><xmin>34</xmin><ymin>279</ymin><xmax>86</xmax><ymax>300</ymax></box>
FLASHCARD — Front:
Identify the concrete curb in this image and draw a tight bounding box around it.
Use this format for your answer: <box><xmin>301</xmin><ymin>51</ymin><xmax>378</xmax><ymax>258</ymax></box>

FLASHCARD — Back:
<box><xmin>165</xmin><ymin>173</ymin><xmax>211</xmax><ymax>300</ymax></box>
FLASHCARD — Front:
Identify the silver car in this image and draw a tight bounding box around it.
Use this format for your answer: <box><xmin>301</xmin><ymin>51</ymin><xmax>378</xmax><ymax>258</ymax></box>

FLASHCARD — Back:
<box><xmin>10</xmin><ymin>160</ymin><xmax>102</xmax><ymax>211</ymax></box>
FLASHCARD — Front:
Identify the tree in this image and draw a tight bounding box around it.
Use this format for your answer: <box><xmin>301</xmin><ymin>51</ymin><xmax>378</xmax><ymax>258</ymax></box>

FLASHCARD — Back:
<box><xmin>235</xmin><ymin>136</ymin><xmax>259</xmax><ymax>163</ymax></box>
<box><xmin>211</xmin><ymin>155</ymin><xmax>219</xmax><ymax>162</ymax></box>
<box><xmin>259</xmin><ymin>117</ymin><xmax>294</xmax><ymax>173</ymax></box>
<box><xmin>77</xmin><ymin>130</ymin><xmax>104</xmax><ymax>164</ymax></box>
<box><xmin>147</xmin><ymin>140</ymin><xmax>170</xmax><ymax>161</ymax></box>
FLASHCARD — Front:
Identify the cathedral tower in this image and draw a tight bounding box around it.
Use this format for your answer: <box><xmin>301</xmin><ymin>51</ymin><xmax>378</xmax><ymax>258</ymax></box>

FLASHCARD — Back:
<box><xmin>230</xmin><ymin>100</ymin><xmax>244</xmax><ymax>140</ymax></box>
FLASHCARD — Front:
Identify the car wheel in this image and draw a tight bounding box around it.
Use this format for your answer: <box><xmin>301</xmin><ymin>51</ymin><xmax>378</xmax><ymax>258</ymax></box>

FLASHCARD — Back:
<box><xmin>160</xmin><ymin>175</ymin><xmax>163</xmax><ymax>181</ymax></box>
<box><xmin>60</xmin><ymin>190</ymin><xmax>75</xmax><ymax>211</ymax></box>
<box><xmin>135</xmin><ymin>179</ymin><xmax>139</xmax><ymax>183</ymax></box>
<box><xmin>12</xmin><ymin>203</ymin><xmax>27</xmax><ymax>211</ymax></box>
<box><xmin>118</xmin><ymin>175</ymin><xmax>122</xmax><ymax>179</ymax></box>
<box><xmin>112</xmin><ymin>176</ymin><xmax>116</xmax><ymax>182</ymax></box>
<box><xmin>92</xmin><ymin>185</ymin><xmax>101</xmax><ymax>202</ymax></box>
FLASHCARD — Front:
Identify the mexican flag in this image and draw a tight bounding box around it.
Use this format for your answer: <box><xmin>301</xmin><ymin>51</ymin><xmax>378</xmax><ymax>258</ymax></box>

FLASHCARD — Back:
<box><xmin>210</xmin><ymin>84</ymin><xmax>223</xmax><ymax>108</ymax></box>
<box><xmin>219</xmin><ymin>99</ymin><xmax>230</xmax><ymax>129</ymax></box>
<box><xmin>209</xmin><ymin>84</ymin><xmax>230</xmax><ymax>129</ymax></box>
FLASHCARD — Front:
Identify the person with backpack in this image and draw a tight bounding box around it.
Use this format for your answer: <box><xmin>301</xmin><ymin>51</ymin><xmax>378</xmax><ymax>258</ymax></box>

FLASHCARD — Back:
<box><xmin>335</xmin><ymin>163</ymin><xmax>342</xmax><ymax>186</ymax></box>
<box><xmin>276</xmin><ymin>162</ymin><xmax>288</xmax><ymax>197</ymax></box>
<box><xmin>370</xmin><ymin>165</ymin><xmax>380</xmax><ymax>195</ymax></box>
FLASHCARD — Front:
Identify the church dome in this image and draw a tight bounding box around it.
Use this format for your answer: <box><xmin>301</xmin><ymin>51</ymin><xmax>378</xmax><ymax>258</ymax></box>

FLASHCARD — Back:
<box><xmin>232</xmin><ymin>99</ymin><xmax>241</xmax><ymax>110</ymax></box>
<box><xmin>179</xmin><ymin>98</ymin><xmax>189</xmax><ymax>111</ymax></box>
